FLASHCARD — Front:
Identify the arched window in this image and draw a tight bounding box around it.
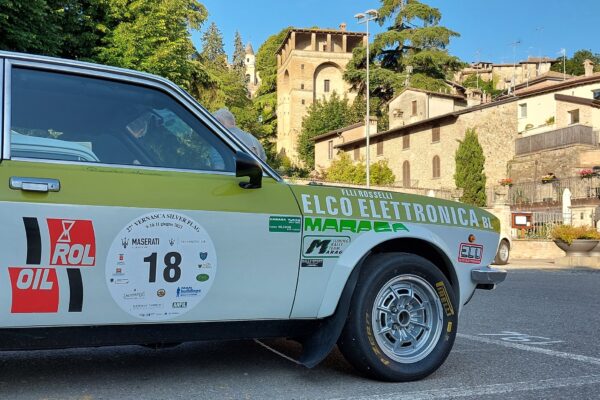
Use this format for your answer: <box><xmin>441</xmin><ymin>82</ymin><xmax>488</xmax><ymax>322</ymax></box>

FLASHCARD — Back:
<box><xmin>432</xmin><ymin>155</ymin><xmax>441</xmax><ymax>178</ymax></box>
<box><xmin>402</xmin><ymin>161</ymin><xmax>411</xmax><ymax>187</ymax></box>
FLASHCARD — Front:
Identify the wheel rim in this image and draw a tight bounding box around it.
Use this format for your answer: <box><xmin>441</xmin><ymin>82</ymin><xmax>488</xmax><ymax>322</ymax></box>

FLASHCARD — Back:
<box><xmin>499</xmin><ymin>243</ymin><xmax>509</xmax><ymax>261</ymax></box>
<box><xmin>371</xmin><ymin>274</ymin><xmax>444</xmax><ymax>364</ymax></box>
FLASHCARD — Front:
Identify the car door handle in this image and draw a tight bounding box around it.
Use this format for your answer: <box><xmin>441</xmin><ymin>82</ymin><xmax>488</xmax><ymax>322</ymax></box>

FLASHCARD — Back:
<box><xmin>9</xmin><ymin>176</ymin><xmax>61</xmax><ymax>192</ymax></box>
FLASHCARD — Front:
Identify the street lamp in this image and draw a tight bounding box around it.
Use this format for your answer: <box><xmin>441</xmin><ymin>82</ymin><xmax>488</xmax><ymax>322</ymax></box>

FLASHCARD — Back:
<box><xmin>355</xmin><ymin>9</ymin><xmax>378</xmax><ymax>189</ymax></box>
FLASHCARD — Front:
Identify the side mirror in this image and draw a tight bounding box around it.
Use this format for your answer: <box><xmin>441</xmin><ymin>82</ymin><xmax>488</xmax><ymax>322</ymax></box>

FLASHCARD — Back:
<box><xmin>235</xmin><ymin>151</ymin><xmax>262</xmax><ymax>189</ymax></box>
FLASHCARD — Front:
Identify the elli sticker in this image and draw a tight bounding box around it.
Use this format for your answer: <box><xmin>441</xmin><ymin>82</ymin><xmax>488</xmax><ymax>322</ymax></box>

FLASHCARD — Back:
<box><xmin>105</xmin><ymin>212</ymin><xmax>217</xmax><ymax>321</ymax></box>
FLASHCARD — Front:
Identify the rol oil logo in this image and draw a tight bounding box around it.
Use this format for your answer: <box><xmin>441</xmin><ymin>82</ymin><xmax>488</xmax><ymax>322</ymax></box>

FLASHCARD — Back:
<box><xmin>9</xmin><ymin>267</ymin><xmax>59</xmax><ymax>313</ymax></box>
<box><xmin>47</xmin><ymin>219</ymin><xmax>96</xmax><ymax>266</ymax></box>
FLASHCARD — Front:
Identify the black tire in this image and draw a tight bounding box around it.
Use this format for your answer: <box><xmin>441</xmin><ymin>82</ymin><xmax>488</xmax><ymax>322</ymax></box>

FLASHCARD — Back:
<box><xmin>494</xmin><ymin>240</ymin><xmax>510</xmax><ymax>265</ymax></box>
<box><xmin>337</xmin><ymin>252</ymin><xmax>458</xmax><ymax>382</ymax></box>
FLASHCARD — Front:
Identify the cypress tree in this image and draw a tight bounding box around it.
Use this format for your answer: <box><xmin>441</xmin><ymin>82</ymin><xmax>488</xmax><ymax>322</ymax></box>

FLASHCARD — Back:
<box><xmin>454</xmin><ymin>128</ymin><xmax>487</xmax><ymax>207</ymax></box>
<box><xmin>232</xmin><ymin>31</ymin><xmax>245</xmax><ymax>75</ymax></box>
<box><xmin>201</xmin><ymin>21</ymin><xmax>227</xmax><ymax>69</ymax></box>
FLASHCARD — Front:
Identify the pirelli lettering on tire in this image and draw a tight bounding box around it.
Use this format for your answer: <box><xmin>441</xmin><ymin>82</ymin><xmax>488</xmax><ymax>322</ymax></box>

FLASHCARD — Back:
<box><xmin>435</xmin><ymin>281</ymin><xmax>455</xmax><ymax>317</ymax></box>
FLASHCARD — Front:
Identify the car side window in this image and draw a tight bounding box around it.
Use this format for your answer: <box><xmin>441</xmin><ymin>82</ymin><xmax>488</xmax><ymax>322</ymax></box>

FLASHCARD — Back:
<box><xmin>9</xmin><ymin>67</ymin><xmax>234</xmax><ymax>172</ymax></box>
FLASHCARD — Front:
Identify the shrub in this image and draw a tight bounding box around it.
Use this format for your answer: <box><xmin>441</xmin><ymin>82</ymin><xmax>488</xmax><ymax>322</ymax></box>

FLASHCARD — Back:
<box><xmin>550</xmin><ymin>225</ymin><xmax>600</xmax><ymax>245</ymax></box>
<box><xmin>324</xmin><ymin>154</ymin><xmax>396</xmax><ymax>186</ymax></box>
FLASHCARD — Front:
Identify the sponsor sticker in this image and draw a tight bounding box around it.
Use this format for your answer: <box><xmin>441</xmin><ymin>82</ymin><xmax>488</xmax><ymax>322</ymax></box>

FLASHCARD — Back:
<box><xmin>458</xmin><ymin>243</ymin><xmax>483</xmax><ymax>264</ymax></box>
<box><xmin>9</xmin><ymin>267</ymin><xmax>59</xmax><ymax>313</ymax></box>
<box><xmin>47</xmin><ymin>219</ymin><xmax>96</xmax><ymax>266</ymax></box>
<box><xmin>269</xmin><ymin>216</ymin><xmax>301</xmax><ymax>233</ymax></box>
<box><xmin>105</xmin><ymin>212</ymin><xmax>216</xmax><ymax>321</ymax></box>
<box><xmin>172</xmin><ymin>301</ymin><xmax>188</xmax><ymax>309</ymax></box>
<box><xmin>302</xmin><ymin>236</ymin><xmax>350</xmax><ymax>258</ymax></box>
<box><xmin>301</xmin><ymin>259</ymin><xmax>324</xmax><ymax>268</ymax></box>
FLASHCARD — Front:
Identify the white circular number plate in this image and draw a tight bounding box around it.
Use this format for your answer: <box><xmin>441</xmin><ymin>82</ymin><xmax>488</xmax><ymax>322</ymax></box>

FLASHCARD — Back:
<box><xmin>106</xmin><ymin>212</ymin><xmax>216</xmax><ymax>321</ymax></box>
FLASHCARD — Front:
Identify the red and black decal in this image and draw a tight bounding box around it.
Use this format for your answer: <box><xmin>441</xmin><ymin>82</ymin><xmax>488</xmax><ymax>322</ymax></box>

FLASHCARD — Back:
<box><xmin>23</xmin><ymin>217</ymin><xmax>42</xmax><ymax>265</ymax></box>
<box><xmin>9</xmin><ymin>267</ymin><xmax>59</xmax><ymax>313</ymax></box>
<box><xmin>458</xmin><ymin>243</ymin><xmax>483</xmax><ymax>264</ymax></box>
<box><xmin>66</xmin><ymin>269</ymin><xmax>83</xmax><ymax>312</ymax></box>
<box><xmin>47</xmin><ymin>219</ymin><xmax>96</xmax><ymax>266</ymax></box>
<box><xmin>12</xmin><ymin>217</ymin><xmax>93</xmax><ymax>313</ymax></box>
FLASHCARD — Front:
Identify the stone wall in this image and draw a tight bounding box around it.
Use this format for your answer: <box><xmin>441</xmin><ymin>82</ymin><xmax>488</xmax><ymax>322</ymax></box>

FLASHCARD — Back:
<box><xmin>510</xmin><ymin>239</ymin><xmax>566</xmax><ymax>259</ymax></box>
<box><xmin>346</xmin><ymin>99</ymin><xmax>519</xmax><ymax>191</ymax></box>
<box><xmin>508</xmin><ymin>144</ymin><xmax>598</xmax><ymax>182</ymax></box>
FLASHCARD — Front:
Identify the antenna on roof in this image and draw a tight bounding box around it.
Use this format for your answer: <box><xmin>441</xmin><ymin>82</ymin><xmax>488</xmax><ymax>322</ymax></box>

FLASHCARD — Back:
<box><xmin>510</xmin><ymin>40</ymin><xmax>521</xmax><ymax>95</ymax></box>
<box><xmin>559</xmin><ymin>48</ymin><xmax>567</xmax><ymax>81</ymax></box>
<box><xmin>475</xmin><ymin>49</ymin><xmax>481</xmax><ymax>89</ymax></box>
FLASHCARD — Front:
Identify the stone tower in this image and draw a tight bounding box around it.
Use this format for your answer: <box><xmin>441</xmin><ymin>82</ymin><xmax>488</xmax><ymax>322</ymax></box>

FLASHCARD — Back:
<box><xmin>244</xmin><ymin>43</ymin><xmax>261</xmax><ymax>98</ymax></box>
<box><xmin>276</xmin><ymin>26</ymin><xmax>367</xmax><ymax>163</ymax></box>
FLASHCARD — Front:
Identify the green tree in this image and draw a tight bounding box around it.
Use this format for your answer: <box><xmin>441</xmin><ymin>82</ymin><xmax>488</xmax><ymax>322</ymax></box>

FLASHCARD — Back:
<box><xmin>255</xmin><ymin>27</ymin><xmax>291</xmax><ymax>97</ymax></box>
<box><xmin>370</xmin><ymin>159</ymin><xmax>396</xmax><ymax>185</ymax></box>
<box><xmin>551</xmin><ymin>49</ymin><xmax>600</xmax><ymax>76</ymax></box>
<box><xmin>298</xmin><ymin>92</ymin><xmax>360</xmax><ymax>169</ymax></box>
<box><xmin>53</xmin><ymin>0</ymin><xmax>112</xmax><ymax>60</ymax></box>
<box><xmin>461</xmin><ymin>74</ymin><xmax>502</xmax><ymax>98</ymax></box>
<box><xmin>232</xmin><ymin>30</ymin><xmax>245</xmax><ymax>76</ymax></box>
<box><xmin>345</xmin><ymin>0</ymin><xmax>462</xmax><ymax>103</ymax></box>
<box><xmin>99</xmin><ymin>0</ymin><xmax>207</xmax><ymax>91</ymax></box>
<box><xmin>200</xmin><ymin>21</ymin><xmax>226</xmax><ymax>68</ymax></box>
<box><xmin>251</xmin><ymin>27</ymin><xmax>292</xmax><ymax>164</ymax></box>
<box><xmin>325</xmin><ymin>153</ymin><xmax>395</xmax><ymax>185</ymax></box>
<box><xmin>0</xmin><ymin>0</ymin><xmax>62</xmax><ymax>55</ymax></box>
<box><xmin>454</xmin><ymin>128</ymin><xmax>486</xmax><ymax>207</ymax></box>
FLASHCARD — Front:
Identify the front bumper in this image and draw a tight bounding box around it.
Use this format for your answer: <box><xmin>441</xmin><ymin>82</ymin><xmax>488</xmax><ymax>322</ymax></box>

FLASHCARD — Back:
<box><xmin>471</xmin><ymin>267</ymin><xmax>508</xmax><ymax>289</ymax></box>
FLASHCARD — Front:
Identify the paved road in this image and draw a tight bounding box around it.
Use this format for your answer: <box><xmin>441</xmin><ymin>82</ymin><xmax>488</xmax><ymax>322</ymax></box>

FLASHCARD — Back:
<box><xmin>1</xmin><ymin>267</ymin><xmax>599</xmax><ymax>400</ymax></box>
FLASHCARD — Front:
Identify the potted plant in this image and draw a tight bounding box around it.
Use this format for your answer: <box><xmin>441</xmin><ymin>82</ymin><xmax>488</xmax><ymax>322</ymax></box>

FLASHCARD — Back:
<box><xmin>579</xmin><ymin>169</ymin><xmax>595</xmax><ymax>179</ymax></box>
<box><xmin>498</xmin><ymin>178</ymin><xmax>513</xmax><ymax>187</ymax></box>
<box><xmin>541</xmin><ymin>173</ymin><xmax>557</xmax><ymax>184</ymax></box>
<box><xmin>551</xmin><ymin>225</ymin><xmax>600</xmax><ymax>256</ymax></box>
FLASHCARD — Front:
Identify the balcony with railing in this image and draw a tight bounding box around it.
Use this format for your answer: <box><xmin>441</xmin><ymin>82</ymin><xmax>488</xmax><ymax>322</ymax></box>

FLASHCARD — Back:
<box><xmin>508</xmin><ymin>175</ymin><xmax>600</xmax><ymax>206</ymax></box>
<box><xmin>515</xmin><ymin>124</ymin><xmax>598</xmax><ymax>156</ymax></box>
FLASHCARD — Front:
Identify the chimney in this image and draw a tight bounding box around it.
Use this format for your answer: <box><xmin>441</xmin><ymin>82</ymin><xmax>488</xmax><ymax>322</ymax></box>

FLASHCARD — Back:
<box><xmin>466</xmin><ymin>88</ymin><xmax>483</xmax><ymax>107</ymax></box>
<box><xmin>584</xmin><ymin>59</ymin><xmax>594</xmax><ymax>77</ymax></box>
<box><xmin>339</xmin><ymin>22</ymin><xmax>347</xmax><ymax>31</ymax></box>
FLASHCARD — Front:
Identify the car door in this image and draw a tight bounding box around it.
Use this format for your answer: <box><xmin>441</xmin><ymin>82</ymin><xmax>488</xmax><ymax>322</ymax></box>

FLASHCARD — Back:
<box><xmin>0</xmin><ymin>56</ymin><xmax>303</xmax><ymax>328</ymax></box>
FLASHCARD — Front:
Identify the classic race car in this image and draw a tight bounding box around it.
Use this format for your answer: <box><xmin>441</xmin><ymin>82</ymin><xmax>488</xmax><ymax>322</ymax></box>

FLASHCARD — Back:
<box><xmin>0</xmin><ymin>51</ymin><xmax>506</xmax><ymax>382</ymax></box>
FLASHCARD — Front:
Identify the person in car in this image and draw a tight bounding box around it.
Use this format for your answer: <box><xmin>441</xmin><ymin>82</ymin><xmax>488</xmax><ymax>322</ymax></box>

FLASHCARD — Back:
<box><xmin>213</xmin><ymin>107</ymin><xmax>267</xmax><ymax>161</ymax></box>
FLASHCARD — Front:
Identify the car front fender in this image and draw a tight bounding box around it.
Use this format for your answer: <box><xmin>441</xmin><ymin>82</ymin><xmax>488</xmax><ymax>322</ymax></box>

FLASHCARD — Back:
<box><xmin>316</xmin><ymin>224</ymin><xmax>456</xmax><ymax>318</ymax></box>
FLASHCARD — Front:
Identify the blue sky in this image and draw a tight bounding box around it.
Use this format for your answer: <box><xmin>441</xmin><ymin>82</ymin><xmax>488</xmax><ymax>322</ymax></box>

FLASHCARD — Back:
<box><xmin>191</xmin><ymin>0</ymin><xmax>598</xmax><ymax>64</ymax></box>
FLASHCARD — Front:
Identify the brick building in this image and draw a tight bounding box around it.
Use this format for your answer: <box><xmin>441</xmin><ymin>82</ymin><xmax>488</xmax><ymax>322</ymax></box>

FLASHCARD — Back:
<box><xmin>275</xmin><ymin>25</ymin><xmax>366</xmax><ymax>163</ymax></box>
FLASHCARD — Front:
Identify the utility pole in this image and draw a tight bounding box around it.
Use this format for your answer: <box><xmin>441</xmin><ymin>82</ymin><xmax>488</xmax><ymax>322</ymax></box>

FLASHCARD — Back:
<box><xmin>355</xmin><ymin>9</ymin><xmax>379</xmax><ymax>189</ymax></box>
<box><xmin>510</xmin><ymin>40</ymin><xmax>521</xmax><ymax>95</ymax></box>
<box><xmin>475</xmin><ymin>49</ymin><xmax>481</xmax><ymax>89</ymax></box>
<box><xmin>561</xmin><ymin>48</ymin><xmax>567</xmax><ymax>81</ymax></box>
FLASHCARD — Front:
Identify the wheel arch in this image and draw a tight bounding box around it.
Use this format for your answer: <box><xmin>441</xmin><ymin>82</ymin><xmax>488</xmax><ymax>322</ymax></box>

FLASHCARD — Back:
<box><xmin>317</xmin><ymin>228</ymin><xmax>458</xmax><ymax>318</ymax></box>
<box><xmin>298</xmin><ymin>231</ymin><xmax>459</xmax><ymax>368</ymax></box>
<box><xmin>368</xmin><ymin>237</ymin><xmax>459</xmax><ymax>301</ymax></box>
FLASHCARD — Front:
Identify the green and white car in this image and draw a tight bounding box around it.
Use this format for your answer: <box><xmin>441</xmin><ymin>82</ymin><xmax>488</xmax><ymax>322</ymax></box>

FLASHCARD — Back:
<box><xmin>0</xmin><ymin>51</ymin><xmax>506</xmax><ymax>382</ymax></box>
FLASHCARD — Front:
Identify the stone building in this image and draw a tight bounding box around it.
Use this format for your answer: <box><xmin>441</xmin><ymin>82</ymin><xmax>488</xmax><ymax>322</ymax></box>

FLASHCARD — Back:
<box><xmin>314</xmin><ymin>62</ymin><xmax>600</xmax><ymax>205</ymax></box>
<box><xmin>244</xmin><ymin>43</ymin><xmax>261</xmax><ymax>98</ymax></box>
<box><xmin>455</xmin><ymin>57</ymin><xmax>557</xmax><ymax>92</ymax></box>
<box><xmin>388</xmin><ymin>88</ymin><xmax>468</xmax><ymax>129</ymax></box>
<box><xmin>275</xmin><ymin>25</ymin><xmax>366</xmax><ymax>162</ymax></box>
<box><xmin>313</xmin><ymin>118</ymin><xmax>378</xmax><ymax>171</ymax></box>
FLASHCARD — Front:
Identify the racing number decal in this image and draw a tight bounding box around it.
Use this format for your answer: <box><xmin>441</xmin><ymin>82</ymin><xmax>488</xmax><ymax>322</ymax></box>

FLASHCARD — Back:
<box><xmin>105</xmin><ymin>212</ymin><xmax>217</xmax><ymax>321</ymax></box>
